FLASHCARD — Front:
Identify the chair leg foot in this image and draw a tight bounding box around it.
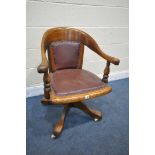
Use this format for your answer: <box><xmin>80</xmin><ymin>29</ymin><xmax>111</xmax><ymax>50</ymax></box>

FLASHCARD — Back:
<box><xmin>51</xmin><ymin>134</ymin><xmax>56</xmax><ymax>139</ymax></box>
<box><xmin>71</xmin><ymin>102</ymin><xmax>102</xmax><ymax>121</ymax></box>
<box><xmin>94</xmin><ymin>118</ymin><xmax>99</xmax><ymax>122</ymax></box>
<box><xmin>52</xmin><ymin>104</ymin><xmax>70</xmax><ymax>139</ymax></box>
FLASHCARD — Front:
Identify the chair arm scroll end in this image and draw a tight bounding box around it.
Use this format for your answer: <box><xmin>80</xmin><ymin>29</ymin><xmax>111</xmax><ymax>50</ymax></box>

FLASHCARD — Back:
<box><xmin>113</xmin><ymin>57</ymin><xmax>120</xmax><ymax>65</ymax></box>
<box><xmin>37</xmin><ymin>62</ymin><xmax>48</xmax><ymax>73</ymax></box>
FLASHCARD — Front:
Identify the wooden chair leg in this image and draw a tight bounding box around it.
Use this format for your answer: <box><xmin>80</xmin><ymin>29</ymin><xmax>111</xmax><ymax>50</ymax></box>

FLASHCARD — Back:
<box><xmin>71</xmin><ymin>102</ymin><xmax>102</xmax><ymax>121</ymax></box>
<box><xmin>51</xmin><ymin>104</ymin><xmax>70</xmax><ymax>139</ymax></box>
<box><xmin>51</xmin><ymin>102</ymin><xmax>102</xmax><ymax>139</ymax></box>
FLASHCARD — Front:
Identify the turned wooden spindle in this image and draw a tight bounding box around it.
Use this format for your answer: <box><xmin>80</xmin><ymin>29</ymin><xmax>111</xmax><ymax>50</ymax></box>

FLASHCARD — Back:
<box><xmin>43</xmin><ymin>72</ymin><xmax>51</xmax><ymax>100</ymax></box>
<box><xmin>102</xmin><ymin>61</ymin><xmax>110</xmax><ymax>83</ymax></box>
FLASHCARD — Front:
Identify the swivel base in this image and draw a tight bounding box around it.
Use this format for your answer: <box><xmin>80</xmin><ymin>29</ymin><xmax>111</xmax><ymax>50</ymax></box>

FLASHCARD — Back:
<box><xmin>51</xmin><ymin>102</ymin><xmax>102</xmax><ymax>139</ymax></box>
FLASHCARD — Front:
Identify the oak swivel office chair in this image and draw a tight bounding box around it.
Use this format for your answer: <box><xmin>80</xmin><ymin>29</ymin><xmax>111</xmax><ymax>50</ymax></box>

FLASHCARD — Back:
<box><xmin>37</xmin><ymin>27</ymin><xmax>120</xmax><ymax>139</ymax></box>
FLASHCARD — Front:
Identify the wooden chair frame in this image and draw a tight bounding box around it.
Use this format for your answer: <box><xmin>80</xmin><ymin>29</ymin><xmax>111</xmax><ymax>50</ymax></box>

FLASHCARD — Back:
<box><xmin>37</xmin><ymin>27</ymin><xmax>120</xmax><ymax>139</ymax></box>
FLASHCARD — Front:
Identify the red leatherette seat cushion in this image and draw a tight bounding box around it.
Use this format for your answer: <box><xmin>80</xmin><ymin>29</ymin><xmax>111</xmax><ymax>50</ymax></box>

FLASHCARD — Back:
<box><xmin>50</xmin><ymin>69</ymin><xmax>106</xmax><ymax>96</ymax></box>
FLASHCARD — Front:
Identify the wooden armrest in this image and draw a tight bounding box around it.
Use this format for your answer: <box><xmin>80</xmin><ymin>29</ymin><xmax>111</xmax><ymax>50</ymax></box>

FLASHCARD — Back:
<box><xmin>107</xmin><ymin>56</ymin><xmax>120</xmax><ymax>65</ymax></box>
<box><xmin>37</xmin><ymin>61</ymin><xmax>48</xmax><ymax>73</ymax></box>
<box><xmin>97</xmin><ymin>49</ymin><xmax>120</xmax><ymax>65</ymax></box>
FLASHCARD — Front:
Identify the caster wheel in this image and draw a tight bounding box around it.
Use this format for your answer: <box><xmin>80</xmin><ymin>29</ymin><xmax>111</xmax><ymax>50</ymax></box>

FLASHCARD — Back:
<box><xmin>94</xmin><ymin>118</ymin><xmax>99</xmax><ymax>122</ymax></box>
<box><xmin>51</xmin><ymin>134</ymin><xmax>56</xmax><ymax>139</ymax></box>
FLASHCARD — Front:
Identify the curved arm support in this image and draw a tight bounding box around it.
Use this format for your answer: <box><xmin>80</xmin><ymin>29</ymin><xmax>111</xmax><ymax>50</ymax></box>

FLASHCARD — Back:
<box><xmin>37</xmin><ymin>59</ymin><xmax>48</xmax><ymax>73</ymax></box>
<box><xmin>96</xmin><ymin>49</ymin><xmax>120</xmax><ymax>65</ymax></box>
<box><xmin>37</xmin><ymin>44</ymin><xmax>51</xmax><ymax>101</ymax></box>
<box><xmin>37</xmin><ymin>43</ymin><xmax>49</xmax><ymax>73</ymax></box>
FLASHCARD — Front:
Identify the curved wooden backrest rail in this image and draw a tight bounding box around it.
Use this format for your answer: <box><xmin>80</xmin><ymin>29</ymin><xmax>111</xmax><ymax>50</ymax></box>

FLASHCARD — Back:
<box><xmin>38</xmin><ymin>27</ymin><xmax>120</xmax><ymax>73</ymax></box>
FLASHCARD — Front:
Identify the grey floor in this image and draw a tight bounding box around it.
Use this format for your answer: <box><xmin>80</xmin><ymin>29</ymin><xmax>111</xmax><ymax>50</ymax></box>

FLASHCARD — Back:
<box><xmin>26</xmin><ymin>78</ymin><xmax>129</xmax><ymax>155</ymax></box>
